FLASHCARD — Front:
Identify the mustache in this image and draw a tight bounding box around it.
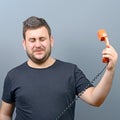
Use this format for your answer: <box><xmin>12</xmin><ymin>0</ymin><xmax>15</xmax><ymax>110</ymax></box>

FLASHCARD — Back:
<box><xmin>33</xmin><ymin>47</ymin><xmax>45</xmax><ymax>52</ymax></box>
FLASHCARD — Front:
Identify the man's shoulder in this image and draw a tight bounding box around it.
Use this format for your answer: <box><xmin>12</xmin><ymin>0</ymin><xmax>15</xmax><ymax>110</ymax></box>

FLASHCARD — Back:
<box><xmin>7</xmin><ymin>62</ymin><xmax>27</xmax><ymax>74</ymax></box>
<box><xmin>56</xmin><ymin>59</ymin><xmax>77</xmax><ymax>69</ymax></box>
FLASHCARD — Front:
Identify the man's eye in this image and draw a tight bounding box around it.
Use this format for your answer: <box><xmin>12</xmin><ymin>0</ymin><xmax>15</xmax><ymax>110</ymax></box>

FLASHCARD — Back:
<box><xmin>29</xmin><ymin>38</ymin><xmax>35</xmax><ymax>42</ymax></box>
<box><xmin>40</xmin><ymin>37</ymin><xmax>46</xmax><ymax>41</ymax></box>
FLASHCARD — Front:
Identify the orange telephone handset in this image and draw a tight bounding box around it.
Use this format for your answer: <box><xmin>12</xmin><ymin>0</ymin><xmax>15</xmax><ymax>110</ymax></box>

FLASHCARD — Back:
<box><xmin>98</xmin><ymin>29</ymin><xmax>110</xmax><ymax>63</ymax></box>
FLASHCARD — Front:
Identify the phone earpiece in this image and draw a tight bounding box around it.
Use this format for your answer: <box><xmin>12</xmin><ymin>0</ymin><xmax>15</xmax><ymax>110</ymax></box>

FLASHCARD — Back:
<box><xmin>98</xmin><ymin>29</ymin><xmax>110</xmax><ymax>63</ymax></box>
<box><xmin>98</xmin><ymin>29</ymin><xmax>107</xmax><ymax>41</ymax></box>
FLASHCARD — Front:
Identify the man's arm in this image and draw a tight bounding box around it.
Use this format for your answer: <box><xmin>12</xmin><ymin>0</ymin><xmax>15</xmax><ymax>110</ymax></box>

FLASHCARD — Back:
<box><xmin>79</xmin><ymin>44</ymin><xmax>118</xmax><ymax>106</ymax></box>
<box><xmin>0</xmin><ymin>101</ymin><xmax>15</xmax><ymax>120</ymax></box>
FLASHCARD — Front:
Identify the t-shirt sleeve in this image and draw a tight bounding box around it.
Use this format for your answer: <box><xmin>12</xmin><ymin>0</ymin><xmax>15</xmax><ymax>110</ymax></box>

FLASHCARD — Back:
<box><xmin>2</xmin><ymin>73</ymin><xmax>15</xmax><ymax>103</ymax></box>
<box><xmin>74</xmin><ymin>65</ymin><xmax>94</xmax><ymax>95</ymax></box>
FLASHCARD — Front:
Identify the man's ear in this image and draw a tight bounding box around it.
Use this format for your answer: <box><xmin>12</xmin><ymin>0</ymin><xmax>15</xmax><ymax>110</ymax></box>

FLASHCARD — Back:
<box><xmin>22</xmin><ymin>39</ymin><xmax>26</xmax><ymax>50</ymax></box>
<box><xmin>50</xmin><ymin>36</ymin><xmax>54</xmax><ymax>48</ymax></box>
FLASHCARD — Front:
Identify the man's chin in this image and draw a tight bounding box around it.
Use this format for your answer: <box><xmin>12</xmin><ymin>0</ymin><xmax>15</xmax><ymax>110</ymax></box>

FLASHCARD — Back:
<box><xmin>33</xmin><ymin>56</ymin><xmax>49</xmax><ymax>64</ymax></box>
<box><xmin>34</xmin><ymin>55</ymin><xmax>45</xmax><ymax>60</ymax></box>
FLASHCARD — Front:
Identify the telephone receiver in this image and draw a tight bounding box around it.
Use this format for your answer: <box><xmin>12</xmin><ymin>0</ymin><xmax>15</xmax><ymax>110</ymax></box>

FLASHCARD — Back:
<box><xmin>97</xmin><ymin>29</ymin><xmax>110</xmax><ymax>63</ymax></box>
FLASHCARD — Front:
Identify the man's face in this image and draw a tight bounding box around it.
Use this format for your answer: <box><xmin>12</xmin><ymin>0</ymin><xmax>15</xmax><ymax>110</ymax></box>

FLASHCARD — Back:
<box><xmin>23</xmin><ymin>26</ymin><xmax>54</xmax><ymax>64</ymax></box>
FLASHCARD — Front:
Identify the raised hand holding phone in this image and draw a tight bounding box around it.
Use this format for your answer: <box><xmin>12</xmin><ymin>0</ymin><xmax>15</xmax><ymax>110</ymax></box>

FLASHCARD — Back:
<box><xmin>98</xmin><ymin>29</ymin><xmax>110</xmax><ymax>63</ymax></box>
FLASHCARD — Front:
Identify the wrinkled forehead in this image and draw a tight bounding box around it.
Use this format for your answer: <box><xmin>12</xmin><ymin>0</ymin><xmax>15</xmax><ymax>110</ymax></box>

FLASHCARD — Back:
<box><xmin>25</xmin><ymin>27</ymin><xmax>50</xmax><ymax>39</ymax></box>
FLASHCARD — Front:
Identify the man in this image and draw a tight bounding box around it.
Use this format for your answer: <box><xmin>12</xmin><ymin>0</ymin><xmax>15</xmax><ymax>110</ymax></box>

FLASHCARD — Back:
<box><xmin>0</xmin><ymin>16</ymin><xmax>118</xmax><ymax>120</ymax></box>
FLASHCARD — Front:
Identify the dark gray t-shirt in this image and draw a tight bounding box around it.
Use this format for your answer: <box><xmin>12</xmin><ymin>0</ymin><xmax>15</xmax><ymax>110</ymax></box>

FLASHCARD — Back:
<box><xmin>2</xmin><ymin>60</ymin><xmax>93</xmax><ymax>120</ymax></box>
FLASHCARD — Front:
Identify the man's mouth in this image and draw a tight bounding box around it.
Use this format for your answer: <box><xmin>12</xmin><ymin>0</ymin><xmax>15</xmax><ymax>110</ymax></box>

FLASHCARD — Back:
<box><xmin>34</xmin><ymin>49</ymin><xmax>45</xmax><ymax>54</ymax></box>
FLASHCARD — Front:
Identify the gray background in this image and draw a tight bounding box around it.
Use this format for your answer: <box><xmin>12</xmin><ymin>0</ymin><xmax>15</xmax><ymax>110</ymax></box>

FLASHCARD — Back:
<box><xmin>0</xmin><ymin>0</ymin><xmax>120</xmax><ymax>120</ymax></box>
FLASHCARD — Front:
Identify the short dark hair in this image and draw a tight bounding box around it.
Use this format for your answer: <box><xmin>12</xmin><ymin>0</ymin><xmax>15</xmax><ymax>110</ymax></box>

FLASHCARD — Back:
<box><xmin>23</xmin><ymin>16</ymin><xmax>51</xmax><ymax>39</ymax></box>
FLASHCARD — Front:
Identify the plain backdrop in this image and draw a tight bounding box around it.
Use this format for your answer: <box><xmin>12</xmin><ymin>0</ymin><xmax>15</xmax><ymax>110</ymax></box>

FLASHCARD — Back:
<box><xmin>0</xmin><ymin>0</ymin><xmax>120</xmax><ymax>120</ymax></box>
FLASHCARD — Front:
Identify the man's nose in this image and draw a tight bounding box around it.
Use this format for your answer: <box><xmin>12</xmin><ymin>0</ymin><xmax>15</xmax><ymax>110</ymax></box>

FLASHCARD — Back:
<box><xmin>35</xmin><ymin>40</ymin><xmax>42</xmax><ymax>47</ymax></box>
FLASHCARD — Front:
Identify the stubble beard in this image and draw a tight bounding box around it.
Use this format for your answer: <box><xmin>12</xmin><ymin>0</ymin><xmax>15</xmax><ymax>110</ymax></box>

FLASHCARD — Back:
<box><xmin>26</xmin><ymin>48</ymin><xmax>52</xmax><ymax>65</ymax></box>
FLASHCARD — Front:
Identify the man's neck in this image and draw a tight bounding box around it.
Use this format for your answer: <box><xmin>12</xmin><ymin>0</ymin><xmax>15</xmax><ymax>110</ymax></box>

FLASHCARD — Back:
<box><xmin>27</xmin><ymin>57</ymin><xmax>56</xmax><ymax>69</ymax></box>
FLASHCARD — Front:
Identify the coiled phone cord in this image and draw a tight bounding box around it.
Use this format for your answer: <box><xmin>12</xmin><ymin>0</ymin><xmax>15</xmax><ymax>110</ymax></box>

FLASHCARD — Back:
<box><xmin>55</xmin><ymin>64</ymin><xmax>107</xmax><ymax>120</ymax></box>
